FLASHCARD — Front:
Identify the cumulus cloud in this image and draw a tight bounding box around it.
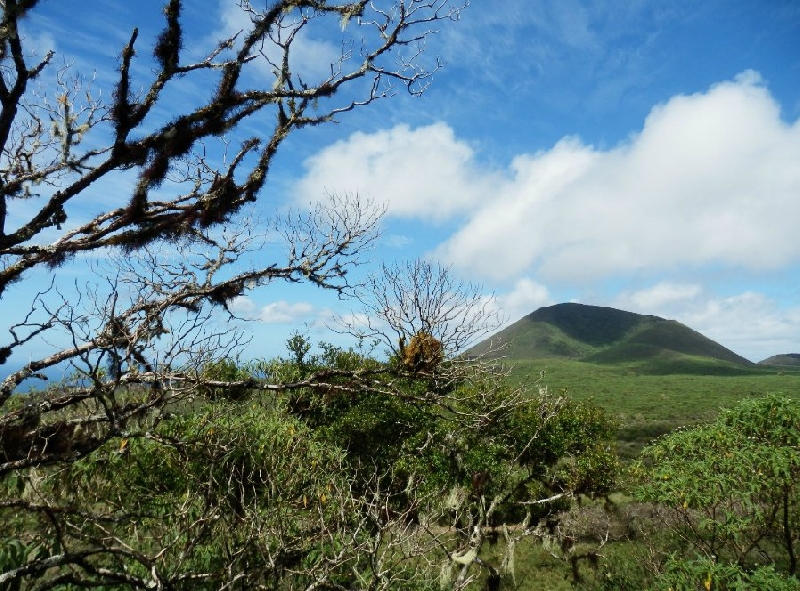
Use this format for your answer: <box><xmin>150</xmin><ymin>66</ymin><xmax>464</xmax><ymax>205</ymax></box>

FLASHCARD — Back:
<box><xmin>294</xmin><ymin>123</ymin><xmax>495</xmax><ymax>221</ymax></box>
<box><xmin>435</xmin><ymin>71</ymin><xmax>800</xmax><ymax>281</ymax></box>
<box><xmin>494</xmin><ymin>278</ymin><xmax>553</xmax><ymax>324</ymax></box>
<box><xmin>614</xmin><ymin>282</ymin><xmax>703</xmax><ymax>311</ymax></box>
<box><xmin>296</xmin><ymin>72</ymin><xmax>800</xmax><ymax>282</ymax></box>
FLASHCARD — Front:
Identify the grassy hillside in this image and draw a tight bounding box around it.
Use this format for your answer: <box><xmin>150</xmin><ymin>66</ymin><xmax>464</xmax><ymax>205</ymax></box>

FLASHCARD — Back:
<box><xmin>759</xmin><ymin>353</ymin><xmax>800</xmax><ymax>367</ymax></box>
<box><xmin>526</xmin><ymin>303</ymin><xmax>649</xmax><ymax>346</ymax></box>
<box><xmin>470</xmin><ymin>302</ymin><xmax>753</xmax><ymax>367</ymax></box>
<box><xmin>472</xmin><ymin>316</ymin><xmax>596</xmax><ymax>359</ymax></box>
<box><xmin>508</xmin><ymin>356</ymin><xmax>800</xmax><ymax>459</ymax></box>
<box><xmin>467</xmin><ymin>302</ymin><xmax>800</xmax><ymax>458</ymax></box>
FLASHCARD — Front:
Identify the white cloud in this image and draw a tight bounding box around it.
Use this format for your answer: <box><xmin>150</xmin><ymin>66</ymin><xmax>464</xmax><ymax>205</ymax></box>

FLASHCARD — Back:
<box><xmin>436</xmin><ymin>71</ymin><xmax>800</xmax><ymax>281</ymax></box>
<box><xmin>434</xmin><ymin>136</ymin><xmax>600</xmax><ymax>278</ymax></box>
<box><xmin>296</xmin><ymin>72</ymin><xmax>800</xmax><ymax>282</ymax></box>
<box><xmin>227</xmin><ymin>296</ymin><xmax>257</xmax><ymax>318</ymax></box>
<box><xmin>258</xmin><ymin>301</ymin><xmax>316</xmax><ymax>324</ymax></box>
<box><xmin>494</xmin><ymin>278</ymin><xmax>553</xmax><ymax>324</ymax></box>
<box><xmin>614</xmin><ymin>282</ymin><xmax>703</xmax><ymax>311</ymax></box>
<box><xmin>294</xmin><ymin>123</ymin><xmax>494</xmax><ymax>221</ymax></box>
<box><xmin>296</xmin><ymin>72</ymin><xmax>800</xmax><ymax>283</ymax></box>
<box><xmin>229</xmin><ymin>297</ymin><xmax>318</xmax><ymax>324</ymax></box>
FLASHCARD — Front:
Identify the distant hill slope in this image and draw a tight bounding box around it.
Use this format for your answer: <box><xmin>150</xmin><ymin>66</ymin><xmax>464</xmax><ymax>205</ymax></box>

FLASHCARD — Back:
<box><xmin>759</xmin><ymin>353</ymin><xmax>800</xmax><ymax>367</ymax></box>
<box><xmin>469</xmin><ymin>302</ymin><xmax>753</xmax><ymax>368</ymax></box>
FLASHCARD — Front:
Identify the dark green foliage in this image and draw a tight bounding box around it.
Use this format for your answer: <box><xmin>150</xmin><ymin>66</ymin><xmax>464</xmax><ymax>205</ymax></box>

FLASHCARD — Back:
<box><xmin>0</xmin><ymin>401</ymin><xmax>362</xmax><ymax>589</ymax></box>
<box><xmin>632</xmin><ymin>395</ymin><xmax>800</xmax><ymax>579</ymax></box>
<box><xmin>274</xmin><ymin>338</ymin><xmax>384</xmax><ymax>424</ymax></box>
<box><xmin>198</xmin><ymin>357</ymin><xmax>253</xmax><ymax>400</ymax></box>
<box><xmin>653</xmin><ymin>557</ymin><xmax>800</xmax><ymax>590</ymax></box>
<box><xmin>585</xmin><ymin>321</ymin><xmax>753</xmax><ymax>367</ymax></box>
<box><xmin>394</xmin><ymin>381</ymin><xmax>619</xmax><ymax>525</ymax></box>
<box><xmin>320</xmin><ymin>390</ymin><xmax>434</xmax><ymax>474</ymax></box>
<box><xmin>264</xmin><ymin>338</ymin><xmax>620</xmax><ymax>582</ymax></box>
<box><xmin>0</xmin><ymin>336</ymin><xmax>621</xmax><ymax>589</ymax></box>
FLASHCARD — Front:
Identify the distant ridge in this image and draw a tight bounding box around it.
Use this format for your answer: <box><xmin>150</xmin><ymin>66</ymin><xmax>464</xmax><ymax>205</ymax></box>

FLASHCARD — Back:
<box><xmin>469</xmin><ymin>302</ymin><xmax>753</xmax><ymax>369</ymax></box>
<box><xmin>758</xmin><ymin>353</ymin><xmax>800</xmax><ymax>367</ymax></box>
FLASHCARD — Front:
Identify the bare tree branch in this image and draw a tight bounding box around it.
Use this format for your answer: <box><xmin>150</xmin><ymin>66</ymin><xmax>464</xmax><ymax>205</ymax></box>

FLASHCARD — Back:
<box><xmin>0</xmin><ymin>0</ymin><xmax>466</xmax><ymax>294</ymax></box>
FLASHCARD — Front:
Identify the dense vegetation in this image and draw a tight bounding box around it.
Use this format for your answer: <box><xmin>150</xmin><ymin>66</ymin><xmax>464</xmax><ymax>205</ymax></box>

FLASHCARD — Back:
<box><xmin>508</xmin><ymin>356</ymin><xmax>800</xmax><ymax>459</ymax></box>
<box><xmin>1</xmin><ymin>336</ymin><xmax>621</xmax><ymax>589</ymax></box>
<box><xmin>3</xmin><ymin>337</ymin><xmax>799</xmax><ymax>588</ymax></box>
<box><xmin>622</xmin><ymin>394</ymin><xmax>800</xmax><ymax>590</ymax></box>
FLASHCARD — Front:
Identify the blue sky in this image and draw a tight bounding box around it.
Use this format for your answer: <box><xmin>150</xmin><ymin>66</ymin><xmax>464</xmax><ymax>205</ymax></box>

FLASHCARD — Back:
<box><xmin>6</xmin><ymin>0</ymin><xmax>800</xmax><ymax>369</ymax></box>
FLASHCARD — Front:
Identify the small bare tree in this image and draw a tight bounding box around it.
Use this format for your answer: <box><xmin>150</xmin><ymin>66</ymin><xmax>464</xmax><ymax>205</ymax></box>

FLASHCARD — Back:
<box><xmin>337</xmin><ymin>259</ymin><xmax>507</xmax><ymax>386</ymax></box>
<box><xmin>346</xmin><ymin>260</ymin><xmax>502</xmax><ymax>356</ymax></box>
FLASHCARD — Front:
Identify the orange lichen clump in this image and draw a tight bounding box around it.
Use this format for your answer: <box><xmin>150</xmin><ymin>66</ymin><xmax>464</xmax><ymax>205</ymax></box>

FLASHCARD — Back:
<box><xmin>400</xmin><ymin>331</ymin><xmax>444</xmax><ymax>373</ymax></box>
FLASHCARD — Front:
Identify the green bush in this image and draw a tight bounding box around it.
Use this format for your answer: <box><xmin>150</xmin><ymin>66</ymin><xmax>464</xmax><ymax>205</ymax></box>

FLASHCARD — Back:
<box><xmin>653</xmin><ymin>556</ymin><xmax>800</xmax><ymax>590</ymax></box>
<box><xmin>632</xmin><ymin>394</ymin><xmax>800</xmax><ymax>580</ymax></box>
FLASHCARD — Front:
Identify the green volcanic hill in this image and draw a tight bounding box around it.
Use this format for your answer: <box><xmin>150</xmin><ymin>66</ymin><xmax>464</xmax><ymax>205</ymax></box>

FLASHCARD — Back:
<box><xmin>470</xmin><ymin>302</ymin><xmax>754</xmax><ymax>371</ymax></box>
<box><xmin>759</xmin><ymin>353</ymin><xmax>800</xmax><ymax>367</ymax></box>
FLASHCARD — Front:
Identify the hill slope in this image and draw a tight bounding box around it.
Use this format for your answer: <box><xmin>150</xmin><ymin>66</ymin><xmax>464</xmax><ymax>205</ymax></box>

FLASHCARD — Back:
<box><xmin>470</xmin><ymin>303</ymin><xmax>753</xmax><ymax>369</ymax></box>
<box><xmin>759</xmin><ymin>353</ymin><xmax>800</xmax><ymax>367</ymax></box>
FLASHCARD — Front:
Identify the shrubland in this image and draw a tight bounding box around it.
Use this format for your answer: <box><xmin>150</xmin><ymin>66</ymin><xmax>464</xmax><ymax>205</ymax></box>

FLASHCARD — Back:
<box><xmin>1</xmin><ymin>328</ymin><xmax>622</xmax><ymax>588</ymax></box>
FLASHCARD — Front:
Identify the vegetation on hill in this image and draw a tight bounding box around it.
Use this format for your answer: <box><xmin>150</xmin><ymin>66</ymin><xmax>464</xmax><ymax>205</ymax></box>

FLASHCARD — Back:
<box><xmin>508</xmin><ymin>356</ymin><xmax>800</xmax><ymax>460</ymax></box>
<box><xmin>760</xmin><ymin>353</ymin><xmax>800</xmax><ymax>367</ymax></box>
<box><xmin>527</xmin><ymin>303</ymin><xmax>650</xmax><ymax>347</ymax></box>
<box><xmin>469</xmin><ymin>302</ymin><xmax>754</xmax><ymax>369</ymax></box>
